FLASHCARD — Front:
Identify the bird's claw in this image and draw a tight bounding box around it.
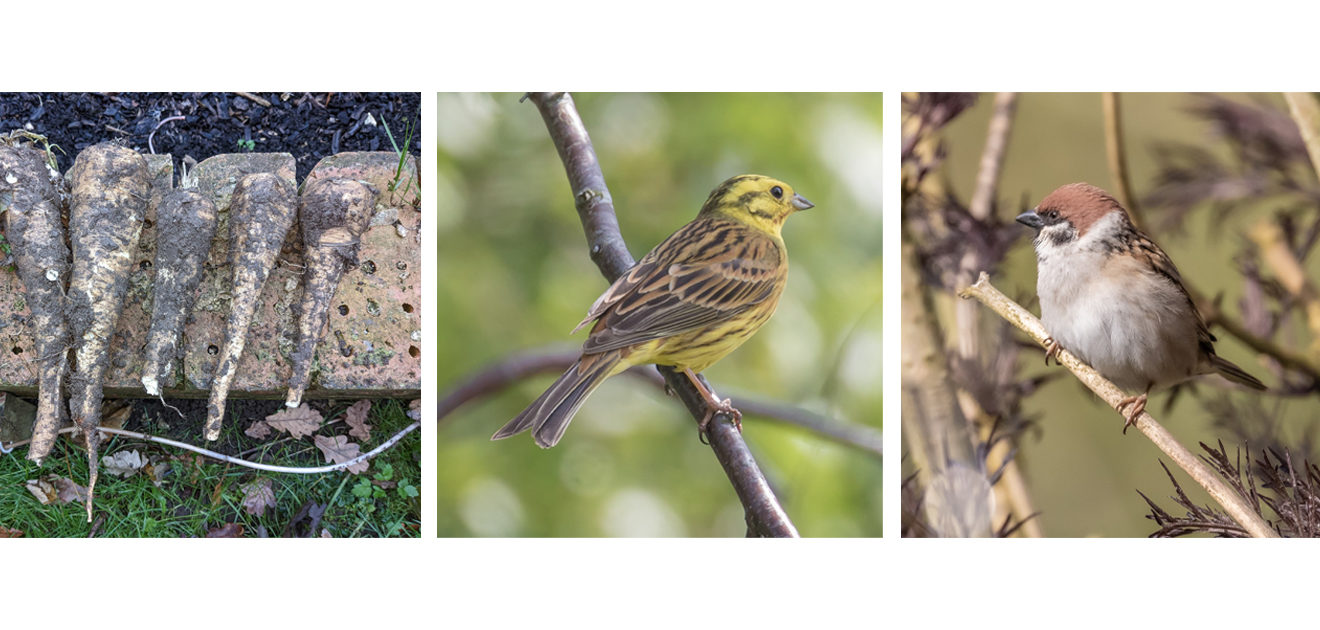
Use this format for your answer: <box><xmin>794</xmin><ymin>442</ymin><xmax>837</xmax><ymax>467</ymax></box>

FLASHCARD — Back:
<box><xmin>1044</xmin><ymin>338</ymin><xmax>1062</xmax><ymax>366</ymax></box>
<box><xmin>696</xmin><ymin>398</ymin><xmax>742</xmax><ymax>444</ymax></box>
<box><xmin>1116</xmin><ymin>394</ymin><xmax>1147</xmax><ymax>434</ymax></box>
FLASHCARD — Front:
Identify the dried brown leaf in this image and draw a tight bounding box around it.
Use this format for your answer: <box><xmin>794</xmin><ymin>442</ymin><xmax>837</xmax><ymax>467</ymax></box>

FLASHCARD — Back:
<box><xmin>264</xmin><ymin>405</ymin><xmax>323</xmax><ymax>439</ymax></box>
<box><xmin>101</xmin><ymin>450</ymin><xmax>145</xmax><ymax>478</ymax></box>
<box><xmin>101</xmin><ymin>404</ymin><xmax>131</xmax><ymax>430</ymax></box>
<box><xmin>240</xmin><ymin>478</ymin><xmax>277</xmax><ymax>516</ymax></box>
<box><xmin>312</xmin><ymin>435</ymin><xmax>368</xmax><ymax>474</ymax></box>
<box><xmin>206</xmin><ymin>523</ymin><xmax>245</xmax><ymax>538</ymax></box>
<box><xmin>345</xmin><ymin>400</ymin><xmax>372</xmax><ymax>441</ymax></box>
<box><xmin>244</xmin><ymin>420</ymin><xmax>273</xmax><ymax>440</ymax></box>
<box><xmin>0</xmin><ymin>527</ymin><xmax>23</xmax><ymax>538</ymax></box>
<box><xmin>25</xmin><ymin>475</ymin><xmax>87</xmax><ymax>505</ymax></box>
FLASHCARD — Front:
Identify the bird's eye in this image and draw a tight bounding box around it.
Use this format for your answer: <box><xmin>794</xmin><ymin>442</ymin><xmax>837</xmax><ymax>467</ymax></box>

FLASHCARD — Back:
<box><xmin>770</xmin><ymin>186</ymin><xmax>783</xmax><ymax>199</ymax></box>
<box><xmin>1044</xmin><ymin>210</ymin><xmax>1059</xmax><ymax>219</ymax></box>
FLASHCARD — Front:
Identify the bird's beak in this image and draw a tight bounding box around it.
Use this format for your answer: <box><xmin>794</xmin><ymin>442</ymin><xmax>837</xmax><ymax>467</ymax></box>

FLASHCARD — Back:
<box><xmin>1016</xmin><ymin>210</ymin><xmax>1043</xmax><ymax>229</ymax></box>
<box><xmin>791</xmin><ymin>194</ymin><xmax>814</xmax><ymax>211</ymax></box>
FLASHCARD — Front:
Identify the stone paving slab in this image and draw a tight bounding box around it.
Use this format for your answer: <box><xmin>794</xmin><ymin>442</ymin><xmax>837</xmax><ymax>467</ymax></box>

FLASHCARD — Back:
<box><xmin>0</xmin><ymin>151</ymin><xmax>420</xmax><ymax>399</ymax></box>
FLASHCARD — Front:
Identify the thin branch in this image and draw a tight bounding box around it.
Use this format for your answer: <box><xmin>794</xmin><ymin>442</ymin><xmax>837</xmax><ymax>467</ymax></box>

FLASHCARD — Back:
<box><xmin>234</xmin><ymin>92</ymin><xmax>272</xmax><ymax>108</ymax></box>
<box><xmin>1284</xmin><ymin>92</ymin><xmax>1320</xmax><ymax>185</ymax></box>
<box><xmin>2</xmin><ymin>422</ymin><xmax>419</xmax><ymax>475</ymax></box>
<box><xmin>968</xmin><ymin>92</ymin><xmax>1017</xmax><ymax>222</ymax></box>
<box><xmin>1249</xmin><ymin>217</ymin><xmax>1320</xmax><ymax>353</ymax></box>
<box><xmin>525</xmin><ymin>91</ymin><xmax>798</xmax><ymax>537</ymax></box>
<box><xmin>959</xmin><ymin>272</ymin><xmax>1279</xmax><ymax>538</ymax></box>
<box><xmin>437</xmin><ymin>347</ymin><xmax>882</xmax><ymax>458</ymax></box>
<box><xmin>1103</xmin><ymin>93</ymin><xmax>1147</xmax><ymax>230</ymax></box>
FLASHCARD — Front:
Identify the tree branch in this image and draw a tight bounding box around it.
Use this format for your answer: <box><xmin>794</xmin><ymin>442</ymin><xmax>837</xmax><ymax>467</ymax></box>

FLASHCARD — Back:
<box><xmin>437</xmin><ymin>347</ymin><xmax>882</xmax><ymax>458</ymax></box>
<box><xmin>1103</xmin><ymin>93</ymin><xmax>1147</xmax><ymax>231</ymax></box>
<box><xmin>525</xmin><ymin>92</ymin><xmax>798</xmax><ymax>537</ymax></box>
<box><xmin>959</xmin><ymin>273</ymin><xmax>1279</xmax><ymax>538</ymax></box>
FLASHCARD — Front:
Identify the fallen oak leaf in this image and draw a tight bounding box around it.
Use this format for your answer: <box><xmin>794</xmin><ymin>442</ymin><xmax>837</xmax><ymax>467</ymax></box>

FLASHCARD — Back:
<box><xmin>244</xmin><ymin>420</ymin><xmax>273</xmax><ymax>440</ymax></box>
<box><xmin>264</xmin><ymin>404</ymin><xmax>323</xmax><ymax>439</ymax></box>
<box><xmin>25</xmin><ymin>475</ymin><xmax>87</xmax><ymax>505</ymax></box>
<box><xmin>345</xmin><ymin>400</ymin><xmax>372</xmax><ymax>441</ymax></box>
<box><xmin>206</xmin><ymin>523</ymin><xmax>245</xmax><ymax>538</ymax></box>
<box><xmin>101</xmin><ymin>450</ymin><xmax>146</xmax><ymax>478</ymax></box>
<box><xmin>240</xmin><ymin>478</ymin><xmax>277</xmax><ymax>517</ymax></box>
<box><xmin>312</xmin><ymin>435</ymin><xmax>369</xmax><ymax>474</ymax></box>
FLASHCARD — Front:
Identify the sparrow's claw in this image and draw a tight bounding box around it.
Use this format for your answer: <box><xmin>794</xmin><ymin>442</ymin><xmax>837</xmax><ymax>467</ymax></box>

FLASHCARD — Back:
<box><xmin>1044</xmin><ymin>338</ymin><xmax>1062</xmax><ymax>366</ymax></box>
<box><xmin>1116</xmin><ymin>393</ymin><xmax>1148</xmax><ymax>434</ymax></box>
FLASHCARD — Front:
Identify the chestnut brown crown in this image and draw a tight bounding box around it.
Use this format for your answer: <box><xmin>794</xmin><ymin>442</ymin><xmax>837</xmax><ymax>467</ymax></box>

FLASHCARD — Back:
<box><xmin>1033</xmin><ymin>182</ymin><xmax>1130</xmax><ymax>235</ymax></box>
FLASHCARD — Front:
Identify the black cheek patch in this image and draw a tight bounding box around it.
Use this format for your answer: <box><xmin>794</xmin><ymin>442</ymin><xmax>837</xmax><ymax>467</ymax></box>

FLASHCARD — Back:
<box><xmin>1043</xmin><ymin>226</ymin><xmax>1075</xmax><ymax>247</ymax></box>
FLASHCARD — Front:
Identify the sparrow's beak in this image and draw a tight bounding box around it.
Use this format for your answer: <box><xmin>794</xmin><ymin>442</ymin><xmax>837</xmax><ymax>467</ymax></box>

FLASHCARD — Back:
<box><xmin>791</xmin><ymin>193</ymin><xmax>814</xmax><ymax>211</ymax></box>
<box><xmin>1016</xmin><ymin>210</ymin><xmax>1043</xmax><ymax>229</ymax></box>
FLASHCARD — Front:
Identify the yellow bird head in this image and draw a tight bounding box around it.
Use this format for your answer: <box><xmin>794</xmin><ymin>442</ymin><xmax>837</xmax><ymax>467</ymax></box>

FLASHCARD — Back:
<box><xmin>698</xmin><ymin>174</ymin><xmax>813</xmax><ymax>236</ymax></box>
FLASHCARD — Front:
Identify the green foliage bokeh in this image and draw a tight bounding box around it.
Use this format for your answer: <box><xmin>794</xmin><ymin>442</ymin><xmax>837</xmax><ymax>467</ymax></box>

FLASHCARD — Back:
<box><xmin>436</xmin><ymin>93</ymin><xmax>882</xmax><ymax>537</ymax></box>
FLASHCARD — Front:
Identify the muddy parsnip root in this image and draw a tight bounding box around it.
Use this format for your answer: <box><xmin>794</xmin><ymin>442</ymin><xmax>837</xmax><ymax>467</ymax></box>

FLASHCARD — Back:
<box><xmin>204</xmin><ymin>173</ymin><xmax>296</xmax><ymax>441</ymax></box>
<box><xmin>286</xmin><ymin>178</ymin><xmax>377</xmax><ymax>408</ymax></box>
<box><xmin>141</xmin><ymin>190</ymin><xmax>218</xmax><ymax>395</ymax></box>
<box><xmin>0</xmin><ymin>141</ymin><xmax>70</xmax><ymax>465</ymax></box>
<box><xmin>67</xmin><ymin>142</ymin><xmax>151</xmax><ymax>521</ymax></box>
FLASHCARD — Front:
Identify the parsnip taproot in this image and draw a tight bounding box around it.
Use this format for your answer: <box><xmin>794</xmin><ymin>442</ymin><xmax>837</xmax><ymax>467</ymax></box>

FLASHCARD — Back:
<box><xmin>141</xmin><ymin>190</ymin><xmax>218</xmax><ymax>395</ymax></box>
<box><xmin>0</xmin><ymin>141</ymin><xmax>70</xmax><ymax>464</ymax></box>
<box><xmin>286</xmin><ymin>178</ymin><xmax>377</xmax><ymax>408</ymax></box>
<box><xmin>67</xmin><ymin>142</ymin><xmax>150</xmax><ymax>520</ymax></box>
<box><xmin>204</xmin><ymin>173</ymin><xmax>296</xmax><ymax>441</ymax></box>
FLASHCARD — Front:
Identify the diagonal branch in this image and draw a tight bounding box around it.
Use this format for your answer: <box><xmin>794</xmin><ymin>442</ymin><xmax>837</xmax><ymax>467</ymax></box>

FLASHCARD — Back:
<box><xmin>525</xmin><ymin>92</ymin><xmax>798</xmax><ymax>537</ymax></box>
<box><xmin>959</xmin><ymin>272</ymin><xmax>1279</xmax><ymax>538</ymax></box>
<box><xmin>437</xmin><ymin>347</ymin><xmax>882</xmax><ymax>458</ymax></box>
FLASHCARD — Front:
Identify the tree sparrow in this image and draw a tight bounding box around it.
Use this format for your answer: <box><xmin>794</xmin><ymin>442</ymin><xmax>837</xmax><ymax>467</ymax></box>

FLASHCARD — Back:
<box><xmin>1017</xmin><ymin>183</ymin><xmax>1266</xmax><ymax>431</ymax></box>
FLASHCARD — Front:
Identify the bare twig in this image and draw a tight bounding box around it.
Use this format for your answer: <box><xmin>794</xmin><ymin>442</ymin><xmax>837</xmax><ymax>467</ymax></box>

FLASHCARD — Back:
<box><xmin>438</xmin><ymin>347</ymin><xmax>882</xmax><ymax>457</ymax></box>
<box><xmin>959</xmin><ymin>273</ymin><xmax>1279</xmax><ymax>538</ymax></box>
<box><xmin>1284</xmin><ymin>92</ymin><xmax>1320</xmax><ymax>184</ymax></box>
<box><xmin>524</xmin><ymin>91</ymin><xmax>798</xmax><ymax>537</ymax></box>
<box><xmin>1103</xmin><ymin>93</ymin><xmax>1146</xmax><ymax>230</ymax></box>
<box><xmin>1</xmin><ymin>422</ymin><xmax>419</xmax><ymax>474</ymax></box>
<box><xmin>968</xmin><ymin>92</ymin><xmax>1017</xmax><ymax>222</ymax></box>
<box><xmin>1250</xmin><ymin>217</ymin><xmax>1320</xmax><ymax>353</ymax></box>
<box><xmin>234</xmin><ymin>92</ymin><xmax>272</xmax><ymax>108</ymax></box>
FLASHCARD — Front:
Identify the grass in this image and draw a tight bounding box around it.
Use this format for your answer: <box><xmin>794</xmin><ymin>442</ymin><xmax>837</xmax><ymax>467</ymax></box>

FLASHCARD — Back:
<box><xmin>0</xmin><ymin>398</ymin><xmax>420</xmax><ymax>538</ymax></box>
<box><xmin>379</xmin><ymin>115</ymin><xmax>418</xmax><ymax>207</ymax></box>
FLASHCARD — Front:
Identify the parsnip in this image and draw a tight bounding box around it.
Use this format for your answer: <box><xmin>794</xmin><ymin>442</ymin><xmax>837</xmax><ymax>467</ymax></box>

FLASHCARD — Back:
<box><xmin>67</xmin><ymin>142</ymin><xmax>150</xmax><ymax>520</ymax></box>
<box><xmin>204</xmin><ymin>173</ymin><xmax>296</xmax><ymax>441</ymax></box>
<box><xmin>0</xmin><ymin>141</ymin><xmax>69</xmax><ymax>464</ymax></box>
<box><xmin>286</xmin><ymin>178</ymin><xmax>377</xmax><ymax>408</ymax></box>
<box><xmin>141</xmin><ymin>190</ymin><xmax>218</xmax><ymax>395</ymax></box>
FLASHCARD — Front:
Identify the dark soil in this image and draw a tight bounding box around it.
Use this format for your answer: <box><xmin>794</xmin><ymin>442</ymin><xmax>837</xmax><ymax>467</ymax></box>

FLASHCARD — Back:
<box><xmin>0</xmin><ymin>93</ymin><xmax>420</xmax><ymax>182</ymax></box>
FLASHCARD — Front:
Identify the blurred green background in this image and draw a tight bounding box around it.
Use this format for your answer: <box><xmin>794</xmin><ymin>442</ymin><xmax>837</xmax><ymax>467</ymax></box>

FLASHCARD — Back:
<box><xmin>435</xmin><ymin>93</ymin><xmax>882</xmax><ymax>537</ymax></box>
<box><xmin>931</xmin><ymin>93</ymin><xmax>1320</xmax><ymax>537</ymax></box>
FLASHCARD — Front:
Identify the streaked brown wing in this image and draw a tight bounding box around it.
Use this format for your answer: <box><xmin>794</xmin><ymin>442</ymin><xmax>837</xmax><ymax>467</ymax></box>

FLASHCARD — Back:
<box><xmin>1132</xmin><ymin>231</ymin><xmax>1218</xmax><ymax>352</ymax></box>
<box><xmin>577</xmin><ymin>218</ymin><xmax>784</xmax><ymax>354</ymax></box>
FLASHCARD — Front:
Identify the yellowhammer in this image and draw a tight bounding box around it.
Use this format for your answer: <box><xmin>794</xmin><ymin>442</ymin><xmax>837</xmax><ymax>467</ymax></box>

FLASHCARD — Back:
<box><xmin>493</xmin><ymin>174</ymin><xmax>812</xmax><ymax>448</ymax></box>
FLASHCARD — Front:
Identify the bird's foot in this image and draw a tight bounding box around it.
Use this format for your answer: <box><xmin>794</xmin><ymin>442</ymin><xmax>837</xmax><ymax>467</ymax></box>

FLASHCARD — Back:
<box><xmin>1116</xmin><ymin>393</ymin><xmax>1148</xmax><ymax>434</ymax></box>
<box><xmin>697</xmin><ymin>397</ymin><xmax>743</xmax><ymax>444</ymax></box>
<box><xmin>1044</xmin><ymin>337</ymin><xmax>1062</xmax><ymax>366</ymax></box>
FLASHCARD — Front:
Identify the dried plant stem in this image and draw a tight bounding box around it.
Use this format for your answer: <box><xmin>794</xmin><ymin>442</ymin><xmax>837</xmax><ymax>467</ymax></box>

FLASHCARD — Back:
<box><xmin>1192</xmin><ymin>285</ymin><xmax>1320</xmax><ymax>379</ymax></box>
<box><xmin>1284</xmin><ymin>93</ymin><xmax>1320</xmax><ymax>184</ymax></box>
<box><xmin>959</xmin><ymin>273</ymin><xmax>1279</xmax><ymax>538</ymax></box>
<box><xmin>1103</xmin><ymin>93</ymin><xmax>1146</xmax><ymax>231</ymax></box>
<box><xmin>1</xmin><ymin>422</ymin><xmax>419</xmax><ymax>474</ymax></box>
<box><xmin>525</xmin><ymin>91</ymin><xmax>797</xmax><ymax>537</ymax></box>
<box><xmin>968</xmin><ymin>92</ymin><xmax>1017</xmax><ymax>222</ymax></box>
<box><xmin>1250</xmin><ymin>219</ymin><xmax>1320</xmax><ymax>356</ymax></box>
<box><xmin>954</xmin><ymin>92</ymin><xmax>1040</xmax><ymax>535</ymax></box>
